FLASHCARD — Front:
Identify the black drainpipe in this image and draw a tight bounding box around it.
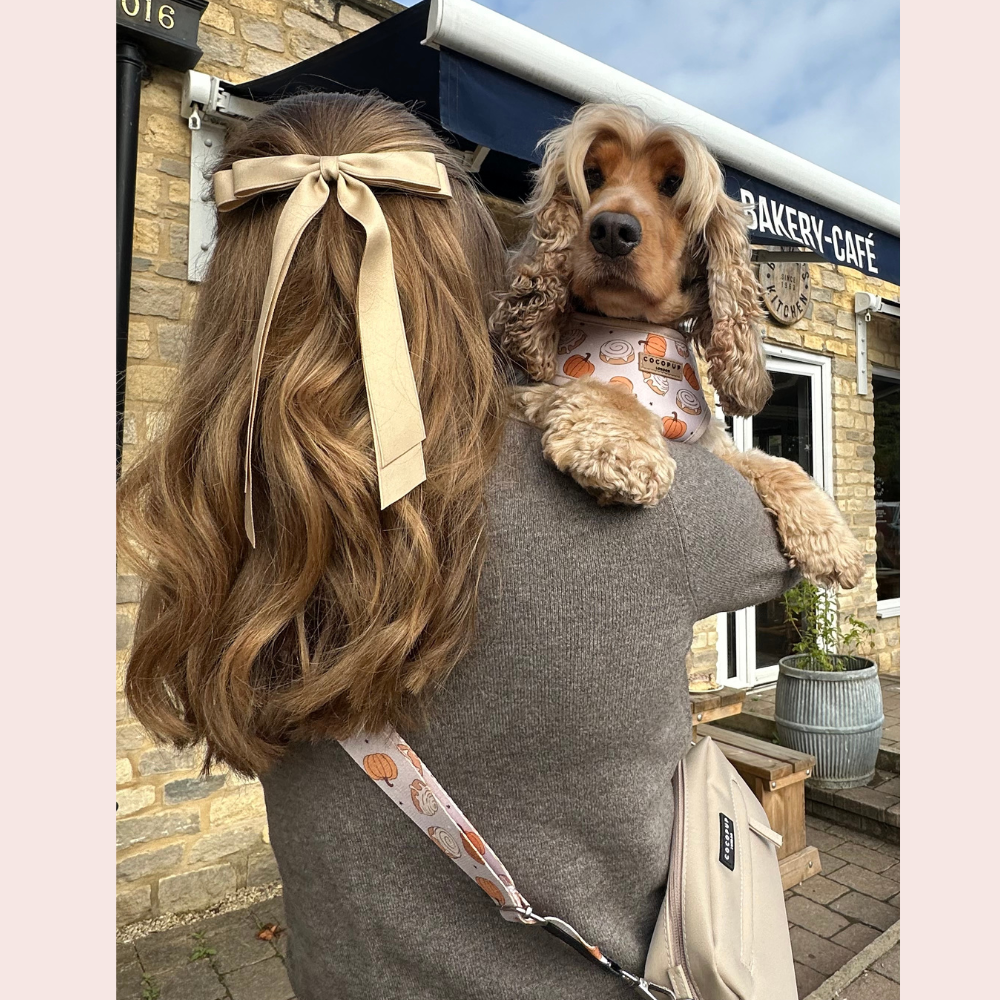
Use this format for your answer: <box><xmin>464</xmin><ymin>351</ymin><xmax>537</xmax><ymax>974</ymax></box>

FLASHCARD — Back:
<box><xmin>117</xmin><ymin>40</ymin><xmax>146</xmax><ymax>474</ymax></box>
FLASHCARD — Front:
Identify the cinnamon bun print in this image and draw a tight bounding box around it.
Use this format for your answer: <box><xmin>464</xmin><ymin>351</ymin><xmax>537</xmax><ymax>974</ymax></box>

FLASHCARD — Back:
<box><xmin>410</xmin><ymin>779</ymin><xmax>439</xmax><ymax>816</ymax></box>
<box><xmin>676</xmin><ymin>387</ymin><xmax>703</xmax><ymax>415</ymax></box>
<box><xmin>427</xmin><ymin>826</ymin><xmax>463</xmax><ymax>859</ymax></box>
<box><xmin>557</xmin><ymin>329</ymin><xmax>586</xmax><ymax>355</ymax></box>
<box><xmin>643</xmin><ymin>372</ymin><xmax>672</xmax><ymax>396</ymax></box>
<box><xmin>599</xmin><ymin>339</ymin><xmax>635</xmax><ymax>365</ymax></box>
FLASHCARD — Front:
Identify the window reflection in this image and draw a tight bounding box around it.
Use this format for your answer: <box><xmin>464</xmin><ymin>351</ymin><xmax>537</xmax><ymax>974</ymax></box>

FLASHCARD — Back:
<box><xmin>873</xmin><ymin>373</ymin><xmax>900</xmax><ymax>602</ymax></box>
<box><xmin>722</xmin><ymin>371</ymin><xmax>817</xmax><ymax>678</ymax></box>
<box><xmin>752</xmin><ymin>373</ymin><xmax>814</xmax><ymax>669</ymax></box>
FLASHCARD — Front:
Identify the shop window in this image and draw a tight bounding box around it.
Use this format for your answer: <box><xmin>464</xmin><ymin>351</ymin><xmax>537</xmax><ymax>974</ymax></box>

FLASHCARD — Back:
<box><xmin>873</xmin><ymin>369</ymin><xmax>900</xmax><ymax>612</ymax></box>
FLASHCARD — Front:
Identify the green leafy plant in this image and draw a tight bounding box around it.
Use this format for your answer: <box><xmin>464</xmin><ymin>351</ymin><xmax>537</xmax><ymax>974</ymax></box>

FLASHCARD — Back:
<box><xmin>782</xmin><ymin>580</ymin><xmax>874</xmax><ymax>671</ymax></box>
<box><xmin>188</xmin><ymin>930</ymin><xmax>216</xmax><ymax>962</ymax></box>
<box><xmin>140</xmin><ymin>975</ymin><xmax>160</xmax><ymax>1000</ymax></box>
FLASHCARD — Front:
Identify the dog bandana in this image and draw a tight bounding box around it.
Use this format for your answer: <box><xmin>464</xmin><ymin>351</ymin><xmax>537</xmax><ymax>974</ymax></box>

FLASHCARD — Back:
<box><xmin>551</xmin><ymin>313</ymin><xmax>712</xmax><ymax>444</ymax></box>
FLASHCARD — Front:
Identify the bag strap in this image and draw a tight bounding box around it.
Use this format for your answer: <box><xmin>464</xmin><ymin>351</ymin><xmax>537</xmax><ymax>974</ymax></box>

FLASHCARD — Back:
<box><xmin>339</xmin><ymin>729</ymin><xmax>683</xmax><ymax>999</ymax></box>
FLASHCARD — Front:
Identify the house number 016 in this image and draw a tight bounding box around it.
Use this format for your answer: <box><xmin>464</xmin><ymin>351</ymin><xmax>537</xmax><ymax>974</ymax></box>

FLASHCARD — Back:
<box><xmin>120</xmin><ymin>1</ymin><xmax>175</xmax><ymax>29</ymax></box>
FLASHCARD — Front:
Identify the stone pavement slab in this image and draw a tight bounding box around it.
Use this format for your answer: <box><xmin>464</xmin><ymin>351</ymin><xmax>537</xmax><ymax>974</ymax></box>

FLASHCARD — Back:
<box><xmin>791</xmin><ymin>873</ymin><xmax>850</xmax><ymax>905</ymax></box>
<box><xmin>831</xmin><ymin>923</ymin><xmax>881</xmax><ymax>953</ymax></box>
<box><xmin>828</xmin><ymin>842</ymin><xmax>897</xmax><ymax>873</ymax></box>
<box><xmin>790</xmin><ymin>926</ymin><xmax>854</xmax><ymax>976</ymax></box>
<box><xmin>785</xmin><ymin>896</ymin><xmax>851</xmax><ymax>938</ymax></box>
<box><xmin>224</xmin><ymin>955</ymin><xmax>296</xmax><ymax>1000</ymax></box>
<box><xmin>872</xmin><ymin>943</ymin><xmax>899</xmax><ymax>983</ymax></box>
<box><xmin>116</xmin><ymin>960</ymin><xmax>146</xmax><ymax>1000</ymax></box>
<box><xmin>786</xmin><ymin>817</ymin><xmax>901</xmax><ymax>997</ymax></box>
<box><xmin>827</xmin><ymin>865</ymin><xmax>898</xmax><ymax>901</ymax></box>
<box><xmin>199</xmin><ymin>908</ymin><xmax>276</xmax><ymax>975</ymax></box>
<box><xmin>838</xmin><ymin>969</ymin><xmax>899</xmax><ymax>999</ymax></box>
<box><xmin>157</xmin><ymin>960</ymin><xmax>228</xmax><ymax>1000</ymax></box>
<box><xmin>794</xmin><ymin>961</ymin><xmax>827</xmax><ymax>998</ymax></box>
<box><xmin>829</xmin><ymin>891</ymin><xmax>899</xmax><ymax>931</ymax></box>
<box><xmin>120</xmin><ymin>897</ymin><xmax>294</xmax><ymax>1000</ymax></box>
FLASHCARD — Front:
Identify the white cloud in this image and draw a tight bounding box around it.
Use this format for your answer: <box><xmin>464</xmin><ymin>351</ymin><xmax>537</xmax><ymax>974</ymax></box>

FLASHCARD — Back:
<box><xmin>406</xmin><ymin>0</ymin><xmax>899</xmax><ymax>201</ymax></box>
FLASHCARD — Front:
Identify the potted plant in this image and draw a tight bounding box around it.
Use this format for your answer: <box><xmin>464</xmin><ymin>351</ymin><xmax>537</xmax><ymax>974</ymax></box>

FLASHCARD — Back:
<box><xmin>774</xmin><ymin>581</ymin><xmax>883</xmax><ymax>789</ymax></box>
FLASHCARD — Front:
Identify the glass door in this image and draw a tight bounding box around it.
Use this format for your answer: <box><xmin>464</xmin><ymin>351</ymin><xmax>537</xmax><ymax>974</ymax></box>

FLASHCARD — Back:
<box><xmin>718</xmin><ymin>350</ymin><xmax>831</xmax><ymax>688</ymax></box>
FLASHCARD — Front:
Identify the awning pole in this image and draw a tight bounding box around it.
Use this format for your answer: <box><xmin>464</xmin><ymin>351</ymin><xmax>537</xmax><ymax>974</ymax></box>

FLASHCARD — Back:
<box><xmin>117</xmin><ymin>40</ymin><xmax>145</xmax><ymax>474</ymax></box>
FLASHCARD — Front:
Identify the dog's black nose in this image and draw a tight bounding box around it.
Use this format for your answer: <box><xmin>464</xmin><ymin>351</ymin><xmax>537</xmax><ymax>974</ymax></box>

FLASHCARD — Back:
<box><xmin>589</xmin><ymin>212</ymin><xmax>642</xmax><ymax>257</ymax></box>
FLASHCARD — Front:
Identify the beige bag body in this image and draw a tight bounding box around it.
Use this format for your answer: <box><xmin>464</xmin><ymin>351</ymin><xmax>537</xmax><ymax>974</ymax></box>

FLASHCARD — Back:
<box><xmin>644</xmin><ymin>737</ymin><xmax>798</xmax><ymax>1000</ymax></box>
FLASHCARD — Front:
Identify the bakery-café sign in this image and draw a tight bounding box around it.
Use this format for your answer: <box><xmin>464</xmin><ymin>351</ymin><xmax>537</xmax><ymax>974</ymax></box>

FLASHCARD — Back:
<box><xmin>723</xmin><ymin>165</ymin><xmax>899</xmax><ymax>286</ymax></box>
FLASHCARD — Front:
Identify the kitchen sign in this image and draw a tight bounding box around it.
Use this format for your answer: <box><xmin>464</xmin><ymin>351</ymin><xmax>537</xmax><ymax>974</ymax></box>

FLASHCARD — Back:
<box><xmin>723</xmin><ymin>165</ymin><xmax>899</xmax><ymax>286</ymax></box>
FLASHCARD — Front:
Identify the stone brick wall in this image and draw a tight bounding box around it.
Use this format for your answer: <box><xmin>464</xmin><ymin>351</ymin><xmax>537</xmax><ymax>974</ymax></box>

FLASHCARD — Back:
<box><xmin>117</xmin><ymin>0</ymin><xmax>402</xmax><ymax>928</ymax></box>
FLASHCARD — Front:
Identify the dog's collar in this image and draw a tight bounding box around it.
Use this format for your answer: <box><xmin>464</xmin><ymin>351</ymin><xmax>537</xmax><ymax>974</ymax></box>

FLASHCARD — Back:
<box><xmin>550</xmin><ymin>312</ymin><xmax>712</xmax><ymax>445</ymax></box>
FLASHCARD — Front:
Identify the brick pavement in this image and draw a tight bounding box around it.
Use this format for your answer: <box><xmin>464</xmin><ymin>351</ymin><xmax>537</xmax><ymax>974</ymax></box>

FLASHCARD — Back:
<box><xmin>117</xmin><ymin>895</ymin><xmax>294</xmax><ymax>1000</ymax></box>
<box><xmin>787</xmin><ymin>818</ymin><xmax>900</xmax><ymax>999</ymax></box>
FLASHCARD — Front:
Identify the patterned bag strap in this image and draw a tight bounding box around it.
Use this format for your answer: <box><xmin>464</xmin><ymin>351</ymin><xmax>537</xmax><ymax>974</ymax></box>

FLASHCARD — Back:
<box><xmin>338</xmin><ymin>729</ymin><xmax>683</xmax><ymax>999</ymax></box>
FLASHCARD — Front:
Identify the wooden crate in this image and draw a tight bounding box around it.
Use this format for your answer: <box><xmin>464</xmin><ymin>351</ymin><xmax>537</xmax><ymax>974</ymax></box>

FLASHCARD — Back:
<box><xmin>696</xmin><ymin>724</ymin><xmax>821</xmax><ymax>890</ymax></box>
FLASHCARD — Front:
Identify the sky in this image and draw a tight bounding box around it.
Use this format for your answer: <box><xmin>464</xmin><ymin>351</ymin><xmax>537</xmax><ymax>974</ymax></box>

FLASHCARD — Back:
<box><xmin>396</xmin><ymin>0</ymin><xmax>899</xmax><ymax>202</ymax></box>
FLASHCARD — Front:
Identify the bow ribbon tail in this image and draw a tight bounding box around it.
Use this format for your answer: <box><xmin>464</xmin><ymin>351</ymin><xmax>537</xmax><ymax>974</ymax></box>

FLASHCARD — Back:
<box><xmin>336</xmin><ymin>172</ymin><xmax>427</xmax><ymax>509</ymax></box>
<box><xmin>243</xmin><ymin>173</ymin><xmax>331</xmax><ymax>545</ymax></box>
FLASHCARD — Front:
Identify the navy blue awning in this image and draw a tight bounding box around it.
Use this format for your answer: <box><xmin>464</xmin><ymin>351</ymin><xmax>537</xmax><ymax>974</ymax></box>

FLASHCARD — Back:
<box><xmin>229</xmin><ymin>0</ymin><xmax>898</xmax><ymax>284</ymax></box>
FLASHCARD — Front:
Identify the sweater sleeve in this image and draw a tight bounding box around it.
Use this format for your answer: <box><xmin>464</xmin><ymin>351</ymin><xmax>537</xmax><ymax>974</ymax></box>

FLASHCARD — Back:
<box><xmin>665</xmin><ymin>443</ymin><xmax>800</xmax><ymax>621</ymax></box>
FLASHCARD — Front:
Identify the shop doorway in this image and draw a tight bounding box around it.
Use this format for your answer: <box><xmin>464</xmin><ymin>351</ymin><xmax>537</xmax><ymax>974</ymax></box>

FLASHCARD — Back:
<box><xmin>717</xmin><ymin>348</ymin><xmax>832</xmax><ymax>688</ymax></box>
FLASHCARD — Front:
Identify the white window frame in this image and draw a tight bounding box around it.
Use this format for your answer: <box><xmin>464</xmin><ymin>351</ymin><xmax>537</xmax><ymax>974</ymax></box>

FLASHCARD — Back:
<box><xmin>871</xmin><ymin>364</ymin><xmax>900</xmax><ymax>618</ymax></box>
<box><xmin>717</xmin><ymin>345</ymin><xmax>833</xmax><ymax>689</ymax></box>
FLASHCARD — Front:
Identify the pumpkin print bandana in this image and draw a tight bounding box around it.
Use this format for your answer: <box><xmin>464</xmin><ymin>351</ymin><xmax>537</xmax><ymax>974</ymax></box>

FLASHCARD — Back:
<box><xmin>551</xmin><ymin>313</ymin><xmax>712</xmax><ymax>444</ymax></box>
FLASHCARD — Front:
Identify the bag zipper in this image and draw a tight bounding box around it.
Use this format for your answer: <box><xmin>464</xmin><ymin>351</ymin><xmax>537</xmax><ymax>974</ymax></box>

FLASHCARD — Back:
<box><xmin>666</xmin><ymin>758</ymin><xmax>698</xmax><ymax>999</ymax></box>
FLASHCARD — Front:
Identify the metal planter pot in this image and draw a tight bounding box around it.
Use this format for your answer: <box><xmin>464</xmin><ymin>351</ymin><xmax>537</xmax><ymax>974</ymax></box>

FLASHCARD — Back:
<box><xmin>775</xmin><ymin>655</ymin><xmax>883</xmax><ymax>790</ymax></box>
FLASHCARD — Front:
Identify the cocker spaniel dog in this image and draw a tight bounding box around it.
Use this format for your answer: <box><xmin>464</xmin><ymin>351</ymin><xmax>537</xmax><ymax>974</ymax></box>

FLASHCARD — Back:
<box><xmin>491</xmin><ymin>104</ymin><xmax>864</xmax><ymax>589</ymax></box>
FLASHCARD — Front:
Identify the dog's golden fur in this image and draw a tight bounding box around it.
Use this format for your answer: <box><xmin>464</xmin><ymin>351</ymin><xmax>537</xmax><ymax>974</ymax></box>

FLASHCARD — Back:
<box><xmin>493</xmin><ymin>104</ymin><xmax>864</xmax><ymax>589</ymax></box>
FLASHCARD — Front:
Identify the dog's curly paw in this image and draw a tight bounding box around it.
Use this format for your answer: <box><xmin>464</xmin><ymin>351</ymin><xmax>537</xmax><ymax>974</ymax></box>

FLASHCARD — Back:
<box><xmin>547</xmin><ymin>428</ymin><xmax>676</xmax><ymax>506</ymax></box>
<box><xmin>782</xmin><ymin>514</ymin><xmax>866</xmax><ymax>590</ymax></box>
<box><xmin>513</xmin><ymin>378</ymin><xmax>675</xmax><ymax>506</ymax></box>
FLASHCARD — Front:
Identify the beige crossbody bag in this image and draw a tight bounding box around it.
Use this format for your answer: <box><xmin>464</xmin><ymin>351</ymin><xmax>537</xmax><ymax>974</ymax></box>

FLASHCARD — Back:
<box><xmin>340</xmin><ymin>730</ymin><xmax>797</xmax><ymax>999</ymax></box>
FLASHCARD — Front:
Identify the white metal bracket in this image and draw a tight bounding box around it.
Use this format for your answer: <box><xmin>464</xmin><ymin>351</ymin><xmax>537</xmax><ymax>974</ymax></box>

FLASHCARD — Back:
<box><xmin>463</xmin><ymin>145</ymin><xmax>490</xmax><ymax>173</ymax></box>
<box><xmin>854</xmin><ymin>292</ymin><xmax>875</xmax><ymax>396</ymax></box>
<box><xmin>187</xmin><ymin>124</ymin><xmax>226</xmax><ymax>282</ymax></box>
<box><xmin>853</xmin><ymin>292</ymin><xmax>900</xmax><ymax>395</ymax></box>
<box><xmin>182</xmin><ymin>71</ymin><xmax>266</xmax><ymax>282</ymax></box>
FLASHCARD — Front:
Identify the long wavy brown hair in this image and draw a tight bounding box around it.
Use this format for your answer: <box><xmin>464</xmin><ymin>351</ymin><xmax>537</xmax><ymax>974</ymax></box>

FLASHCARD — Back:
<box><xmin>118</xmin><ymin>93</ymin><xmax>508</xmax><ymax>776</ymax></box>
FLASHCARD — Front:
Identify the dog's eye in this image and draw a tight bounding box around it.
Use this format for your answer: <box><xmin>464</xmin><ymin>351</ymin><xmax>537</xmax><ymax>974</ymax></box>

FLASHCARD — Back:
<box><xmin>583</xmin><ymin>167</ymin><xmax>604</xmax><ymax>192</ymax></box>
<box><xmin>659</xmin><ymin>174</ymin><xmax>683</xmax><ymax>198</ymax></box>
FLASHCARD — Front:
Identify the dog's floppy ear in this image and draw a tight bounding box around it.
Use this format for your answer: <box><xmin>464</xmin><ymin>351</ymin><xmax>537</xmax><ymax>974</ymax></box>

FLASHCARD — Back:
<box><xmin>490</xmin><ymin>194</ymin><xmax>579</xmax><ymax>382</ymax></box>
<box><xmin>683</xmin><ymin>156</ymin><xmax>772</xmax><ymax>417</ymax></box>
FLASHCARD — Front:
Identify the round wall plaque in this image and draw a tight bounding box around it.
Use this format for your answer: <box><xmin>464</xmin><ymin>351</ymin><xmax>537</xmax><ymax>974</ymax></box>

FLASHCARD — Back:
<box><xmin>759</xmin><ymin>261</ymin><xmax>811</xmax><ymax>326</ymax></box>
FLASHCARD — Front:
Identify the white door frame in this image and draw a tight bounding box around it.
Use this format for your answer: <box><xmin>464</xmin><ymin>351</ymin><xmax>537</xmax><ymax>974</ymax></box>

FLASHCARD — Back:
<box><xmin>718</xmin><ymin>345</ymin><xmax>833</xmax><ymax>689</ymax></box>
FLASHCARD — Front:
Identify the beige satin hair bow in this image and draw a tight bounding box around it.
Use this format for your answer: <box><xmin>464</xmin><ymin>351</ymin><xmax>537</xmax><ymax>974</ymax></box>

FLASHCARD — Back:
<box><xmin>214</xmin><ymin>152</ymin><xmax>453</xmax><ymax>545</ymax></box>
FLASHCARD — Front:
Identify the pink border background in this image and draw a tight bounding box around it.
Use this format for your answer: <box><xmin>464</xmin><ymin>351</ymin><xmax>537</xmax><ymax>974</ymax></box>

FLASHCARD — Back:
<box><xmin>5</xmin><ymin>2</ymin><xmax>997</xmax><ymax>994</ymax></box>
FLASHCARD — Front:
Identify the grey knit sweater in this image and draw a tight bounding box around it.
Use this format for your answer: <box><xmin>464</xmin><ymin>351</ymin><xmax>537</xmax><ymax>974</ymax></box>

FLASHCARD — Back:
<box><xmin>260</xmin><ymin>418</ymin><xmax>798</xmax><ymax>1000</ymax></box>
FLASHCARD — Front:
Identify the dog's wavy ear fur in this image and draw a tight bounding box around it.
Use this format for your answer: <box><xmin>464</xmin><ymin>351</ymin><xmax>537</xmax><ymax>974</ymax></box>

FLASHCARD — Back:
<box><xmin>679</xmin><ymin>143</ymin><xmax>772</xmax><ymax>417</ymax></box>
<box><xmin>490</xmin><ymin>196</ymin><xmax>578</xmax><ymax>381</ymax></box>
<box><xmin>490</xmin><ymin>114</ymin><xmax>590</xmax><ymax>382</ymax></box>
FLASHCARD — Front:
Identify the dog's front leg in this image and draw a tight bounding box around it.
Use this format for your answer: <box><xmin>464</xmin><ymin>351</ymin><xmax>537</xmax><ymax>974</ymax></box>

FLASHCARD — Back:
<box><xmin>511</xmin><ymin>379</ymin><xmax>676</xmax><ymax>506</ymax></box>
<box><xmin>699</xmin><ymin>421</ymin><xmax>865</xmax><ymax>589</ymax></box>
